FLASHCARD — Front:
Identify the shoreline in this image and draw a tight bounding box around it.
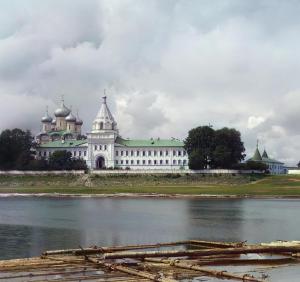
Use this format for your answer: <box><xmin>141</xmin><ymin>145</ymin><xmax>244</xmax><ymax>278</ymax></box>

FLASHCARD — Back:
<box><xmin>0</xmin><ymin>192</ymin><xmax>300</xmax><ymax>199</ymax></box>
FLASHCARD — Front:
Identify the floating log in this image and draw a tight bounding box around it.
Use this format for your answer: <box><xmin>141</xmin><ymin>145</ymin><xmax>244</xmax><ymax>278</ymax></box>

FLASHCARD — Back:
<box><xmin>188</xmin><ymin>240</ymin><xmax>245</xmax><ymax>248</ymax></box>
<box><xmin>87</xmin><ymin>257</ymin><xmax>177</xmax><ymax>282</ymax></box>
<box><xmin>145</xmin><ymin>258</ymin><xmax>265</xmax><ymax>282</ymax></box>
<box><xmin>103</xmin><ymin>245</ymin><xmax>300</xmax><ymax>259</ymax></box>
<box><xmin>44</xmin><ymin>241</ymin><xmax>189</xmax><ymax>256</ymax></box>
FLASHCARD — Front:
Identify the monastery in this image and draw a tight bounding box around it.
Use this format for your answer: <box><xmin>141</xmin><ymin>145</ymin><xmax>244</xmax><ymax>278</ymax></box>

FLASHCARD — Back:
<box><xmin>36</xmin><ymin>96</ymin><xmax>189</xmax><ymax>170</ymax></box>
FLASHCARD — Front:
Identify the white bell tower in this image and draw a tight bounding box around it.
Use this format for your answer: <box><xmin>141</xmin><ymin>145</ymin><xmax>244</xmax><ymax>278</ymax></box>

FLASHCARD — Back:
<box><xmin>86</xmin><ymin>94</ymin><xmax>118</xmax><ymax>169</ymax></box>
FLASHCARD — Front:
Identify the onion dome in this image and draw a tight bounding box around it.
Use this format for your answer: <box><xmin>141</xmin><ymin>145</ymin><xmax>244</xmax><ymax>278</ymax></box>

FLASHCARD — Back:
<box><xmin>54</xmin><ymin>97</ymin><xmax>71</xmax><ymax>117</ymax></box>
<box><xmin>75</xmin><ymin>110</ymin><xmax>83</xmax><ymax>125</ymax></box>
<box><xmin>66</xmin><ymin>111</ymin><xmax>76</xmax><ymax>122</ymax></box>
<box><xmin>41</xmin><ymin>107</ymin><xmax>53</xmax><ymax>123</ymax></box>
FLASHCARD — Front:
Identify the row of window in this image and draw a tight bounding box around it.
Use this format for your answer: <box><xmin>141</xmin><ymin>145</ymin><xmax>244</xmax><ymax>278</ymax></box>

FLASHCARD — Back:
<box><xmin>115</xmin><ymin>150</ymin><xmax>186</xmax><ymax>157</ymax></box>
<box><xmin>38</xmin><ymin>150</ymin><xmax>87</xmax><ymax>157</ymax></box>
<box><xmin>94</xmin><ymin>145</ymin><xmax>107</xmax><ymax>151</ymax></box>
<box><xmin>116</xmin><ymin>159</ymin><xmax>187</xmax><ymax>166</ymax></box>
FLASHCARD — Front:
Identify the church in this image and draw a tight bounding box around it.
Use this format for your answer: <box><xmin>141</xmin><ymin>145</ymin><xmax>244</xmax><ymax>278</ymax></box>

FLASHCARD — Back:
<box><xmin>36</xmin><ymin>96</ymin><xmax>189</xmax><ymax>170</ymax></box>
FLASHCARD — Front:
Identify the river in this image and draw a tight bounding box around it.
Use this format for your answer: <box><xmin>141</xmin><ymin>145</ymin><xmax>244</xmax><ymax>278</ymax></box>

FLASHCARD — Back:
<box><xmin>0</xmin><ymin>197</ymin><xmax>299</xmax><ymax>280</ymax></box>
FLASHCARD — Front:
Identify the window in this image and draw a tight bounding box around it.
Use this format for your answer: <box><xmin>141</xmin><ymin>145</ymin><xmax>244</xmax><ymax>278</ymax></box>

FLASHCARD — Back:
<box><xmin>166</xmin><ymin>150</ymin><xmax>169</xmax><ymax>156</ymax></box>
<box><xmin>39</xmin><ymin>151</ymin><xmax>42</xmax><ymax>156</ymax></box>
<box><xmin>137</xmin><ymin>151</ymin><xmax>140</xmax><ymax>156</ymax></box>
<box><xmin>154</xmin><ymin>160</ymin><xmax>157</xmax><ymax>165</ymax></box>
<box><xmin>160</xmin><ymin>151</ymin><xmax>163</xmax><ymax>156</ymax></box>
<box><xmin>137</xmin><ymin>160</ymin><xmax>140</xmax><ymax>165</ymax></box>
<box><xmin>183</xmin><ymin>150</ymin><xmax>186</xmax><ymax>156</ymax></box>
<box><xmin>154</xmin><ymin>151</ymin><xmax>157</xmax><ymax>156</ymax></box>
<box><xmin>143</xmin><ymin>151</ymin><xmax>146</xmax><ymax>156</ymax></box>
<box><xmin>148</xmin><ymin>160</ymin><xmax>152</xmax><ymax>165</ymax></box>
<box><xmin>143</xmin><ymin>160</ymin><xmax>146</xmax><ymax>164</ymax></box>
<box><xmin>74</xmin><ymin>151</ymin><xmax>77</xmax><ymax>157</ymax></box>
<box><xmin>148</xmin><ymin>151</ymin><xmax>151</xmax><ymax>156</ymax></box>
<box><xmin>116</xmin><ymin>151</ymin><xmax>119</xmax><ymax>156</ymax></box>
<box><xmin>178</xmin><ymin>159</ymin><xmax>181</xmax><ymax>164</ymax></box>
<box><xmin>104</xmin><ymin>145</ymin><xmax>107</xmax><ymax>150</ymax></box>
<box><xmin>178</xmin><ymin>151</ymin><xmax>181</xmax><ymax>156</ymax></box>
<box><xmin>183</xmin><ymin>160</ymin><xmax>187</xmax><ymax>165</ymax></box>
<box><xmin>131</xmin><ymin>160</ymin><xmax>134</xmax><ymax>165</ymax></box>
<box><xmin>99</xmin><ymin>145</ymin><xmax>102</xmax><ymax>150</ymax></box>
<box><xmin>84</xmin><ymin>151</ymin><xmax>87</xmax><ymax>157</ymax></box>
<box><xmin>173</xmin><ymin>150</ymin><xmax>176</xmax><ymax>156</ymax></box>
<box><xmin>121</xmin><ymin>151</ymin><xmax>124</xmax><ymax>156</ymax></box>
<box><xmin>94</xmin><ymin>145</ymin><xmax>97</xmax><ymax>150</ymax></box>
<box><xmin>121</xmin><ymin>160</ymin><xmax>123</xmax><ymax>164</ymax></box>
<box><xmin>160</xmin><ymin>160</ymin><xmax>163</xmax><ymax>165</ymax></box>
<box><xmin>100</xmin><ymin>122</ymin><xmax>103</xmax><ymax>129</ymax></box>
<box><xmin>126</xmin><ymin>151</ymin><xmax>129</xmax><ymax>156</ymax></box>
<box><xmin>116</xmin><ymin>160</ymin><xmax>118</xmax><ymax>165</ymax></box>
<box><xmin>79</xmin><ymin>151</ymin><xmax>82</xmax><ymax>157</ymax></box>
<box><xmin>43</xmin><ymin>151</ymin><xmax>46</xmax><ymax>157</ymax></box>
<box><xmin>131</xmin><ymin>150</ymin><xmax>134</xmax><ymax>156</ymax></box>
<box><xmin>173</xmin><ymin>160</ymin><xmax>177</xmax><ymax>165</ymax></box>
<box><xmin>126</xmin><ymin>160</ymin><xmax>129</xmax><ymax>164</ymax></box>
<box><xmin>166</xmin><ymin>160</ymin><xmax>169</xmax><ymax>164</ymax></box>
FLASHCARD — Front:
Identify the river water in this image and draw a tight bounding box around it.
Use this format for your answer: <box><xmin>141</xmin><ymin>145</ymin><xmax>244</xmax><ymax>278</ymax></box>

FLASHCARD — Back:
<box><xmin>0</xmin><ymin>197</ymin><xmax>299</xmax><ymax>280</ymax></box>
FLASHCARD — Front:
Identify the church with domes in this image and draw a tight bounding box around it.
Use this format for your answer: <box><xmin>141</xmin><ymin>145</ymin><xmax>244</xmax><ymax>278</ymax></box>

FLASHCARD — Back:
<box><xmin>36</xmin><ymin>96</ymin><xmax>188</xmax><ymax>170</ymax></box>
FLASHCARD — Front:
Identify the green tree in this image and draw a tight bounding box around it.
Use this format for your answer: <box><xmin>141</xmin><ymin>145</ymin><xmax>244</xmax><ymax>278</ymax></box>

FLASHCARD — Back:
<box><xmin>48</xmin><ymin>150</ymin><xmax>87</xmax><ymax>170</ymax></box>
<box><xmin>211</xmin><ymin>128</ymin><xmax>245</xmax><ymax>168</ymax></box>
<box><xmin>184</xmin><ymin>126</ymin><xmax>215</xmax><ymax>169</ymax></box>
<box><xmin>0</xmin><ymin>129</ymin><xmax>33</xmax><ymax>170</ymax></box>
<box><xmin>48</xmin><ymin>150</ymin><xmax>73</xmax><ymax>170</ymax></box>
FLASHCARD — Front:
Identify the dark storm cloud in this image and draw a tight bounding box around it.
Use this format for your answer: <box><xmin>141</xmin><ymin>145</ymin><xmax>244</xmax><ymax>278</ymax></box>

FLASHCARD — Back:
<box><xmin>0</xmin><ymin>0</ymin><xmax>300</xmax><ymax>165</ymax></box>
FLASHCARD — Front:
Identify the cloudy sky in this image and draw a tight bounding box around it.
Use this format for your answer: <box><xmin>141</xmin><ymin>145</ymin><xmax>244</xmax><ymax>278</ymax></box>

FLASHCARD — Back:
<box><xmin>0</xmin><ymin>0</ymin><xmax>299</xmax><ymax>165</ymax></box>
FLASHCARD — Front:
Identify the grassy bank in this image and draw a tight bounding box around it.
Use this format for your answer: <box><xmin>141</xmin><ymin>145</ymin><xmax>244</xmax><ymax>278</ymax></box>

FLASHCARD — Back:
<box><xmin>0</xmin><ymin>173</ymin><xmax>300</xmax><ymax>196</ymax></box>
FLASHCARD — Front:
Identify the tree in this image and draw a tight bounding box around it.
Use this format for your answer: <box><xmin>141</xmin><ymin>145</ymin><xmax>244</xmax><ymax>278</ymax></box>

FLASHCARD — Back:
<box><xmin>48</xmin><ymin>151</ymin><xmax>73</xmax><ymax>170</ymax></box>
<box><xmin>184</xmin><ymin>126</ymin><xmax>245</xmax><ymax>170</ymax></box>
<box><xmin>211</xmin><ymin>128</ymin><xmax>245</xmax><ymax>169</ymax></box>
<box><xmin>48</xmin><ymin>150</ymin><xmax>87</xmax><ymax>170</ymax></box>
<box><xmin>0</xmin><ymin>129</ymin><xmax>33</xmax><ymax>170</ymax></box>
<box><xmin>184</xmin><ymin>126</ymin><xmax>215</xmax><ymax>169</ymax></box>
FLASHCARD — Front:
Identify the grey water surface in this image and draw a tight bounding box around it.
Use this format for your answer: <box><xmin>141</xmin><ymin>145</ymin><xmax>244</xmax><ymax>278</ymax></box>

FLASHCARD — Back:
<box><xmin>0</xmin><ymin>197</ymin><xmax>299</xmax><ymax>260</ymax></box>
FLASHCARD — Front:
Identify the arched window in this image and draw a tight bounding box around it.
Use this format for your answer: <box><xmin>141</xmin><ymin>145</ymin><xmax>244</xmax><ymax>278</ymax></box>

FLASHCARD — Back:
<box><xmin>100</xmin><ymin>122</ymin><xmax>104</xmax><ymax>129</ymax></box>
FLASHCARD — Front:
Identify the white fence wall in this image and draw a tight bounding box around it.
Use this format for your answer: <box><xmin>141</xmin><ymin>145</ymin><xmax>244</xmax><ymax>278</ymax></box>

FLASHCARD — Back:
<box><xmin>0</xmin><ymin>169</ymin><xmax>263</xmax><ymax>175</ymax></box>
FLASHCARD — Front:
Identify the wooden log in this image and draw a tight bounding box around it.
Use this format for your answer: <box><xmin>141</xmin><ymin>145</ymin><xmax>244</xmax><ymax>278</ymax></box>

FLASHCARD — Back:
<box><xmin>43</xmin><ymin>241</ymin><xmax>189</xmax><ymax>256</ymax></box>
<box><xmin>145</xmin><ymin>258</ymin><xmax>265</xmax><ymax>282</ymax></box>
<box><xmin>87</xmin><ymin>257</ymin><xmax>177</xmax><ymax>282</ymax></box>
<box><xmin>103</xmin><ymin>245</ymin><xmax>300</xmax><ymax>260</ymax></box>
<box><xmin>188</xmin><ymin>240</ymin><xmax>245</xmax><ymax>248</ymax></box>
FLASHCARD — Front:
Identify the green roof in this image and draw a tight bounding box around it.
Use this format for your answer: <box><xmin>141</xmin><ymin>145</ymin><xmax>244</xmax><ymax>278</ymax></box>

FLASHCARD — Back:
<box><xmin>115</xmin><ymin>137</ymin><xmax>184</xmax><ymax>147</ymax></box>
<box><xmin>262</xmin><ymin>157</ymin><xmax>284</xmax><ymax>164</ymax></box>
<box><xmin>262</xmin><ymin>150</ymin><xmax>269</xmax><ymax>158</ymax></box>
<box><xmin>39</xmin><ymin>140</ymin><xmax>87</xmax><ymax>148</ymax></box>
<box><xmin>252</xmin><ymin>148</ymin><xmax>262</xmax><ymax>161</ymax></box>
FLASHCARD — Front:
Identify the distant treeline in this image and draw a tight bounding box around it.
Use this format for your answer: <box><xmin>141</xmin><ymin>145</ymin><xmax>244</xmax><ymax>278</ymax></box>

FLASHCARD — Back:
<box><xmin>0</xmin><ymin>129</ymin><xmax>86</xmax><ymax>170</ymax></box>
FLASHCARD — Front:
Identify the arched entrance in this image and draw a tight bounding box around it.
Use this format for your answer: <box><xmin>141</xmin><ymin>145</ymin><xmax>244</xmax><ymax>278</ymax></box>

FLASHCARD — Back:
<box><xmin>95</xmin><ymin>156</ymin><xmax>105</xmax><ymax>169</ymax></box>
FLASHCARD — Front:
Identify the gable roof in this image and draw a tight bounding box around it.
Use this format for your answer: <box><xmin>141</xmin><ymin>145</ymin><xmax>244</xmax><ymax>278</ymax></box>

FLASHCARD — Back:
<box><xmin>115</xmin><ymin>137</ymin><xmax>184</xmax><ymax>147</ymax></box>
<box><xmin>39</xmin><ymin>140</ymin><xmax>87</xmax><ymax>148</ymax></box>
<box><xmin>252</xmin><ymin>148</ymin><xmax>262</xmax><ymax>161</ymax></box>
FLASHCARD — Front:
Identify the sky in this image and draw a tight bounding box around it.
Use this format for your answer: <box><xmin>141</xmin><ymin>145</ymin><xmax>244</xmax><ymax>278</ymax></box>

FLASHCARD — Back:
<box><xmin>0</xmin><ymin>0</ymin><xmax>299</xmax><ymax>165</ymax></box>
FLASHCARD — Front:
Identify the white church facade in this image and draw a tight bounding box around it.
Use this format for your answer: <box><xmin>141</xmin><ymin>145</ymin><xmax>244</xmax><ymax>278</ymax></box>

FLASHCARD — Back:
<box><xmin>36</xmin><ymin>96</ymin><xmax>189</xmax><ymax>170</ymax></box>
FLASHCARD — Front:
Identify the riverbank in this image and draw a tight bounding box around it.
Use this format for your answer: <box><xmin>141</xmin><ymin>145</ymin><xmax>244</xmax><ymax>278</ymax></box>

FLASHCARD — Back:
<box><xmin>1</xmin><ymin>173</ymin><xmax>300</xmax><ymax>197</ymax></box>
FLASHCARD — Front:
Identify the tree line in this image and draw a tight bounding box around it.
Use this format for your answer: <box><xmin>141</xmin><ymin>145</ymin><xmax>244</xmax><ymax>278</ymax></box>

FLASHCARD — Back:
<box><xmin>0</xmin><ymin>129</ymin><xmax>86</xmax><ymax>170</ymax></box>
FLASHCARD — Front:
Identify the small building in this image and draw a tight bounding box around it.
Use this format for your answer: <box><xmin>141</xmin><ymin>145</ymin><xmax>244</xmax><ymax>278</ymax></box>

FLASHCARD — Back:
<box><xmin>249</xmin><ymin>146</ymin><xmax>285</xmax><ymax>174</ymax></box>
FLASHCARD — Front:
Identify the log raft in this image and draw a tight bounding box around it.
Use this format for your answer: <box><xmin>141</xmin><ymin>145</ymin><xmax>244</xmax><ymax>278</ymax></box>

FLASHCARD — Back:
<box><xmin>0</xmin><ymin>239</ymin><xmax>299</xmax><ymax>281</ymax></box>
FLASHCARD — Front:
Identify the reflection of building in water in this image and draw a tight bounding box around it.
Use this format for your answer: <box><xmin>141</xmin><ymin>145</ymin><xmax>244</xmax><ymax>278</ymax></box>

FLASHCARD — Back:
<box><xmin>249</xmin><ymin>145</ymin><xmax>285</xmax><ymax>174</ymax></box>
<box><xmin>36</xmin><ymin>96</ymin><xmax>188</xmax><ymax>170</ymax></box>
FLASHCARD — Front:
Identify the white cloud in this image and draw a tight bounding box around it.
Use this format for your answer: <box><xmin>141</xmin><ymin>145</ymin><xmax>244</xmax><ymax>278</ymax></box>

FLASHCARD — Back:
<box><xmin>0</xmin><ymin>0</ymin><xmax>300</xmax><ymax>165</ymax></box>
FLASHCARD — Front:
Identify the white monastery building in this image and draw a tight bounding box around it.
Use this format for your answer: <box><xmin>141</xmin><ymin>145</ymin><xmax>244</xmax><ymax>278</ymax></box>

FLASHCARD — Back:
<box><xmin>36</xmin><ymin>96</ymin><xmax>189</xmax><ymax>170</ymax></box>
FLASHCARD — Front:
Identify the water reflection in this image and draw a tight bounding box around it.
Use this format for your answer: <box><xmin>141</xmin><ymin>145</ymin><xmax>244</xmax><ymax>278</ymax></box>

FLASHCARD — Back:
<box><xmin>0</xmin><ymin>198</ymin><xmax>300</xmax><ymax>259</ymax></box>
